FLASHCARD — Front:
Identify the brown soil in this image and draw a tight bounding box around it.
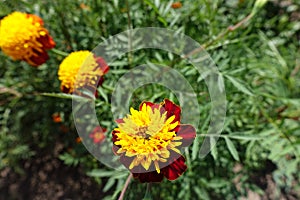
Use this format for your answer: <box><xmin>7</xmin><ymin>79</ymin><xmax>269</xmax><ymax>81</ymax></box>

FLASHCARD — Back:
<box><xmin>0</xmin><ymin>144</ymin><xmax>105</xmax><ymax>200</ymax></box>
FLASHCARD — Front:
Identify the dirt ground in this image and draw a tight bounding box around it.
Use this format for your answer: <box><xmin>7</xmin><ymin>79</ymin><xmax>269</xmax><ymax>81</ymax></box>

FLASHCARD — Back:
<box><xmin>0</xmin><ymin>146</ymin><xmax>298</xmax><ymax>200</ymax></box>
<box><xmin>0</xmin><ymin>142</ymin><xmax>106</xmax><ymax>200</ymax></box>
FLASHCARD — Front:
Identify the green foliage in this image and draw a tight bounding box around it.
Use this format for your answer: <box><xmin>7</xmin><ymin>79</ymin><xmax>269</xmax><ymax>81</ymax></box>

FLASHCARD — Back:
<box><xmin>0</xmin><ymin>0</ymin><xmax>299</xmax><ymax>199</ymax></box>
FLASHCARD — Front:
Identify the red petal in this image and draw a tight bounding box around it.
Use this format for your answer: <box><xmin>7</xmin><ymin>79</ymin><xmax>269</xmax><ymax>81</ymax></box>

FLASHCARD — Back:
<box><xmin>95</xmin><ymin>57</ymin><xmax>109</xmax><ymax>74</ymax></box>
<box><xmin>163</xmin><ymin>99</ymin><xmax>181</xmax><ymax>123</ymax></box>
<box><xmin>176</xmin><ymin>125</ymin><xmax>196</xmax><ymax>147</ymax></box>
<box><xmin>97</xmin><ymin>76</ymin><xmax>104</xmax><ymax>87</ymax></box>
<box><xmin>112</xmin><ymin>130</ymin><xmax>119</xmax><ymax>143</ymax></box>
<box><xmin>133</xmin><ymin>171</ymin><xmax>164</xmax><ymax>183</ymax></box>
<box><xmin>61</xmin><ymin>85</ymin><xmax>71</xmax><ymax>94</ymax></box>
<box><xmin>139</xmin><ymin>101</ymin><xmax>155</xmax><ymax>111</ymax></box>
<box><xmin>27</xmin><ymin>50</ymin><xmax>49</xmax><ymax>66</ymax></box>
<box><xmin>37</xmin><ymin>34</ymin><xmax>56</xmax><ymax>49</ymax></box>
<box><xmin>115</xmin><ymin>118</ymin><xmax>124</xmax><ymax>124</ymax></box>
<box><xmin>161</xmin><ymin>155</ymin><xmax>187</xmax><ymax>181</ymax></box>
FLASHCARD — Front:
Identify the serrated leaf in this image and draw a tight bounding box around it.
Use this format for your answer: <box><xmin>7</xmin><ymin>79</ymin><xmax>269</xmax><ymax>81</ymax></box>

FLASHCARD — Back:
<box><xmin>225</xmin><ymin>75</ymin><xmax>254</xmax><ymax>96</ymax></box>
<box><xmin>225</xmin><ymin>137</ymin><xmax>240</xmax><ymax>161</ymax></box>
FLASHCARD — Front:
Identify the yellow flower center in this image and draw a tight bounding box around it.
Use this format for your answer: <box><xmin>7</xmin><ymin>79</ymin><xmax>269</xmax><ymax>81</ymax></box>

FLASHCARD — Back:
<box><xmin>114</xmin><ymin>103</ymin><xmax>182</xmax><ymax>173</ymax></box>
<box><xmin>58</xmin><ymin>51</ymin><xmax>103</xmax><ymax>93</ymax></box>
<box><xmin>0</xmin><ymin>12</ymin><xmax>48</xmax><ymax>61</ymax></box>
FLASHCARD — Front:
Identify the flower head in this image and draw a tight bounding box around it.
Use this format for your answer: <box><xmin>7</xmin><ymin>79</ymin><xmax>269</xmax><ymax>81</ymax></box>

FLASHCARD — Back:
<box><xmin>0</xmin><ymin>11</ymin><xmax>55</xmax><ymax>66</ymax></box>
<box><xmin>76</xmin><ymin>137</ymin><xmax>82</xmax><ymax>143</ymax></box>
<box><xmin>89</xmin><ymin>126</ymin><xmax>107</xmax><ymax>144</ymax></box>
<box><xmin>52</xmin><ymin>113</ymin><xmax>62</xmax><ymax>123</ymax></box>
<box><xmin>58</xmin><ymin>50</ymin><xmax>109</xmax><ymax>94</ymax></box>
<box><xmin>171</xmin><ymin>2</ymin><xmax>182</xmax><ymax>9</ymax></box>
<box><xmin>112</xmin><ymin>99</ymin><xmax>196</xmax><ymax>183</ymax></box>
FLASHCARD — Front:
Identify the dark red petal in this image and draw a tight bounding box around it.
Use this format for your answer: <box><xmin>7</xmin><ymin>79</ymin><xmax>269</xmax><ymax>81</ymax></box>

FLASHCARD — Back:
<box><xmin>112</xmin><ymin>130</ymin><xmax>119</xmax><ymax>143</ymax></box>
<box><xmin>139</xmin><ymin>101</ymin><xmax>155</xmax><ymax>111</ymax></box>
<box><xmin>37</xmin><ymin>34</ymin><xmax>56</xmax><ymax>49</ymax></box>
<box><xmin>133</xmin><ymin>171</ymin><xmax>164</xmax><ymax>183</ymax></box>
<box><xmin>61</xmin><ymin>85</ymin><xmax>71</xmax><ymax>94</ymax></box>
<box><xmin>176</xmin><ymin>124</ymin><xmax>196</xmax><ymax>147</ymax></box>
<box><xmin>97</xmin><ymin>76</ymin><xmax>104</xmax><ymax>87</ymax></box>
<box><xmin>161</xmin><ymin>155</ymin><xmax>187</xmax><ymax>181</ymax></box>
<box><xmin>163</xmin><ymin>99</ymin><xmax>181</xmax><ymax>123</ymax></box>
<box><xmin>27</xmin><ymin>50</ymin><xmax>49</xmax><ymax>66</ymax></box>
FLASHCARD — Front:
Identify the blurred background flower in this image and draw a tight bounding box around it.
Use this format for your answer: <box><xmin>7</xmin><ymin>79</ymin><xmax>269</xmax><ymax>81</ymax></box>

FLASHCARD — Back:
<box><xmin>0</xmin><ymin>11</ymin><xmax>55</xmax><ymax>66</ymax></box>
<box><xmin>89</xmin><ymin>126</ymin><xmax>106</xmax><ymax>144</ymax></box>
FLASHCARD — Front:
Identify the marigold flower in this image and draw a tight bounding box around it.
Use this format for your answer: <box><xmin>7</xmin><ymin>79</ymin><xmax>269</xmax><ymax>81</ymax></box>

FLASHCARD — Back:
<box><xmin>76</xmin><ymin>137</ymin><xmax>82</xmax><ymax>143</ymax></box>
<box><xmin>58</xmin><ymin>50</ymin><xmax>109</xmax><ymax>94</ymax></box>
<box><xmin>112</xmin><ymin>99</ymin><xmax>196</xmax><ymax>183</ymax></box>
<box><xmin>171</xmin><ymin>2</ymin><xmax>182</xmax><ymax>9</ymax></box>
<box><xmin>0</xmin><ymin>11</ymin><xmax>55</xmax><ymax>66</ymax></box>
<box><xmin>89</xmin><ymin>126</ymin><xmax>106</xmax><ymax>144</ymax></box>
<box><xmin>52</xmin><ymin>113</ymin><xmax>62</xmax><ymax>123</ymax></box>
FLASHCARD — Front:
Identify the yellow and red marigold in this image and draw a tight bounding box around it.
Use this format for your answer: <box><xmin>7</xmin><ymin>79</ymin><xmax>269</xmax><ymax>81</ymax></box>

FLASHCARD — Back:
<box><xmin>58</xmin><ymin>50</ymin><xmax>109</xmax><ymax>94</ymax></box>
<box><xmin>0</xmin><ymin>11</ymin><xmax>55</xmax><ymax>66</ymax></box>
<box><xmin>112</xmin><ymin>99</ymin><xmax>196</xmax><ymax>183</ymax></box>
<box><xmin>89</xmin><ymin>126</ymin><xmax>106</xmax><ymax>144</ymax></box>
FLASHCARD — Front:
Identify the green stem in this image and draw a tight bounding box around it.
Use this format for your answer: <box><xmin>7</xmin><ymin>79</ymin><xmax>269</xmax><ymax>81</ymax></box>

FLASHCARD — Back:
<box><xmin>50</xmin><ymin>48</ymin><xmax>69</xmax><ymax>57</ymax></box>
<box><xmin>143</xmin><ymin>183</ymin><xmax>152</xmax><ymax>200</ymax></box>
<box><xmin>184</xmin><ymin>12</ymin><xmax>255</xmax><ymax>58</ymax></box>
<box><xmin>126</xmin><ymin>0</ymin><xmax>133</xmax><ymax>67</ymax></box>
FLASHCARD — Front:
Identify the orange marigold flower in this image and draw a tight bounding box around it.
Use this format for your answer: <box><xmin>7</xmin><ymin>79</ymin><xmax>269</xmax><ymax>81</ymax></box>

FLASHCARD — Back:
<box><xmin>52</xmin><ymin>113</ymin><xmax>62</xmax><ymax>123</ymax></box>
<box><xmin>112</xmin><ymin>99</ymin><xmax>196</xmax><ymax>183</ymax></box>
<box><xmin>80</xmin><ymin>3</ymin><xmax>90</xmax><ymax>11</ymax></box>
<box><xmin>0</xmin><ymin>11</ymin><xmax>55</xmax><ymax>66</ymax></box>
<box><xmin>171</xmin><ymin>2</ymin><xmax>182</xmax><ymax>9</ymax></box>
<box><xmin>76</xmin><ymin>137</ymin><xmax>82</xmax><ymax>143</ymax></box>
<box><xmin>58</xmin><ymin>51</ymin><xmax>109</xmax><ymax>95</ymax></box>
<box><xmin>89</xmin><ymin>126</ymin><xmax>106</xmax><ymax>144</ymax></box>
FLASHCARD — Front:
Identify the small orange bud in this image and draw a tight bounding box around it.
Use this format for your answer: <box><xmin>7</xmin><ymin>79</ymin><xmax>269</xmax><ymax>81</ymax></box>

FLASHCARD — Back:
<box><xmin>171</xmin><ymin>2</ymin><xmax>182</xmax><ymax>9</ymax></box>
<box><xmin>52</xmin><ymin>113</ymin><xmax>62</xmax><ymax>123</ymax></box>
<box><xmin>76</xmin><ymin>137</ymin><xmax>82</xmax><ymax>143</ymax></box>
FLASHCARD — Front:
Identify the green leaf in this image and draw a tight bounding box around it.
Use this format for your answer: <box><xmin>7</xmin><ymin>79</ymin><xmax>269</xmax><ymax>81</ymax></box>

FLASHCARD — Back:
<box><xmin>41</xmin><ymin>93</ymin><xmax>90</xmax><ymax>101</ymax></box>
<box><xmin>87</xmin><ymin>169</ymin><xmax>127</xmax><ymax>178</ymax></box>
<box><xmin>192</xmin><ymin>136</ymin><xmax>200</xmax><ymax>160</ymax></box>
<box><xmin>193</xmin><ymin>187</ymin><xmax>210</xmax><ymax>200</ymax></box>
<box><xmin>210</xmin><ymin>137</ymin><xmax>218</xmax><ymax>161</ymax></box>
<box><xmin>103</xmin><ymin>177</ymin><xmax>116</xmax><ymax>192</ymax></box>
<box><xmin>97</xmin><ymin>87</ymin><xmax>108</xmax><ymax>102</ymax></box>
<box><xmin>225</xmin><ymin>137</ymin><xmax>240</xmax><ymax>161</ymax></box>
<box><xmin>225</xmin><ymin>75</ymin><xmax>254</xmax><ymax>96</ymax></box>
<box><xmin>228</xmin><ymin>134</ymin><xmax>262</xmax><ymax>140</ymax></box>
